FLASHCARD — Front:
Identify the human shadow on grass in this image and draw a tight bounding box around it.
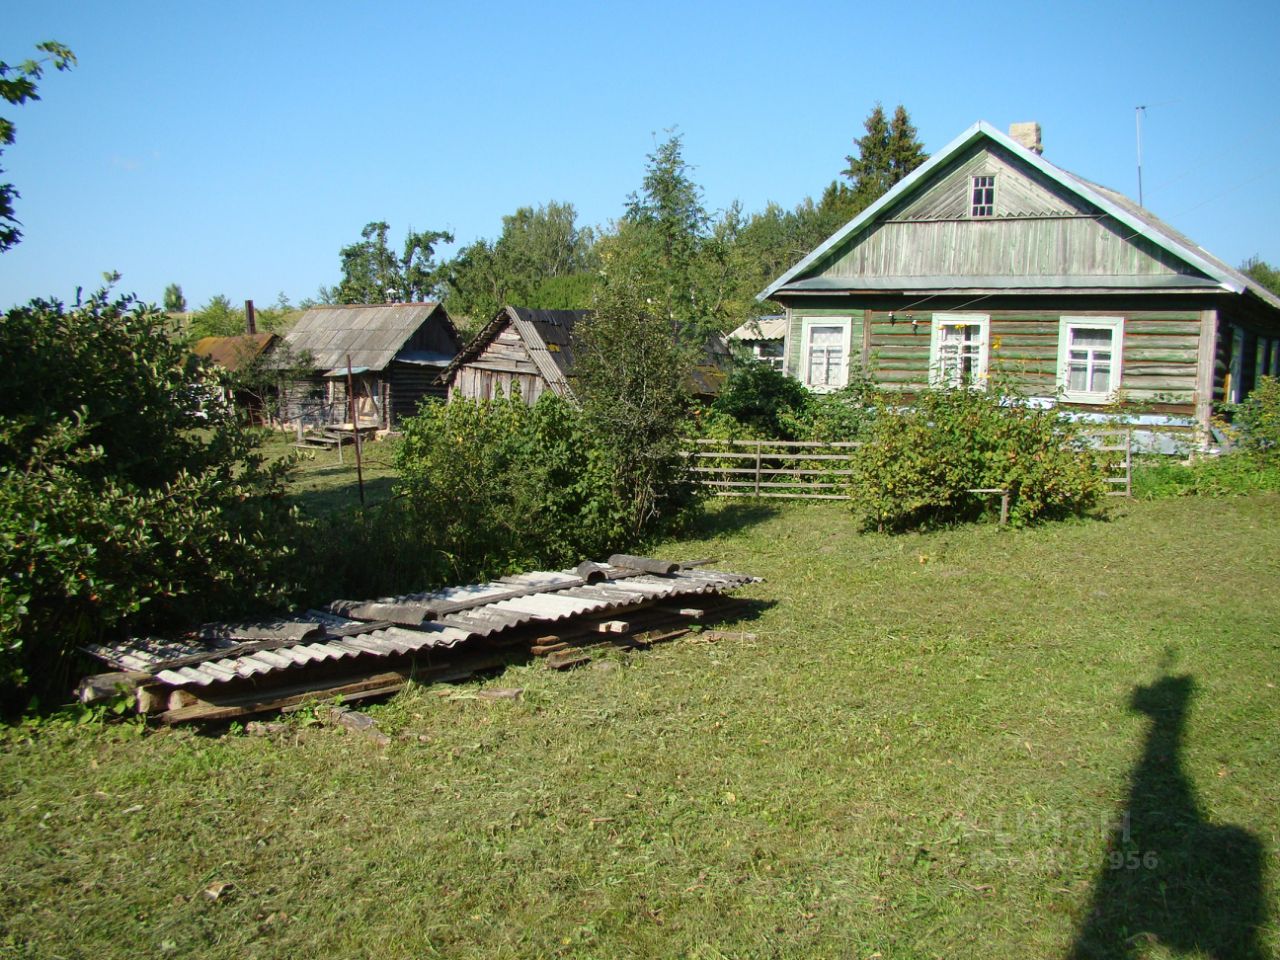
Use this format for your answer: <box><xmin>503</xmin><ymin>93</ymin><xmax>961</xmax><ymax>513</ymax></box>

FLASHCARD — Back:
<box><xmin>1068</xmin><ymin>673</ymin><xmax>1267</xmax><ymax>959</ymax></box>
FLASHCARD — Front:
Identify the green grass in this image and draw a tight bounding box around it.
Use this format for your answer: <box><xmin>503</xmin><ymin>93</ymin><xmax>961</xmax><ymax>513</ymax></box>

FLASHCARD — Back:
<box><xmin>2</xmin><ymin>496</ymin><xmax>1278</xmax><ymax>958</ymax></box>
<box><xmin>263</xmin><ymin>430</ymin><xmax>402</xmax><ymax>515</ymax></box>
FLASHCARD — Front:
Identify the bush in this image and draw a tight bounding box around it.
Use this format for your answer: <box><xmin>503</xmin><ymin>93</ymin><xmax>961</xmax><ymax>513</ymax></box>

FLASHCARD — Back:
<box><xmin>1232</xmin><ymin>376</ymin><xmax>1280</xmax><ymax>458</ymax></box>
<box><xmin>395</xmin><ymin>391</ymin><xmax>696</xmax><ymax>584</ymax></box>
<box><xmin>848</xmin><ymin>388</ymin><xmax>1107</xmax><ymax>531</ymax></box>
<box><xmin>712</xmin><ymin>361</ymin><xmax>812</xmax><ymax>439</ymax></box>
<box><xmin>1132</xmin><ymin>453</ymin><xmax>1280</xmax><ymax>499</ymax></box>
<box><xmin>0</xmin><ymin>289</ymin><xmax>297</xmax><ymax>703</ymax></box>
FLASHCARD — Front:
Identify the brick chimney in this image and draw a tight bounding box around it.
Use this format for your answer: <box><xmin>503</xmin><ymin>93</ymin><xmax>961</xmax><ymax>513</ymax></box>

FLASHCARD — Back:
<box><xmin>245</xmin><ymin>299</ymin><xmax>256</xmax><ymax>335</ymax></box>
<box><xmin>1008</xmin><ymin>122</ymin><xmax>1043</xmax><ymax>155</ymax></box>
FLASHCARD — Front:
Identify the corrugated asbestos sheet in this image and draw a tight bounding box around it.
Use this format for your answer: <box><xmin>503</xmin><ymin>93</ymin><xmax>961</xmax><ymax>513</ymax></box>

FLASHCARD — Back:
<box><xmin>86</xmin><ymin>562</ymin><xmax>758</xmax><ymax>691</ymax></box>
<box><xmin>282</xmin><ymin>303</ymin><xmax>447</xmax><ymax>372</ymax></box>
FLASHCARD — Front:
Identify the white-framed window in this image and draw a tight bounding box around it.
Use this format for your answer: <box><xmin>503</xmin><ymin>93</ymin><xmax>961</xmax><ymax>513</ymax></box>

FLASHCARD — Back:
<box><xmin>971</xmin><ymin>174</ymin><xmax>995</xmax><ymax>217</ymax></box>
<box><xmin>929</xmin><ymin>313</ymin><xmax>990</xmax><ymax>387</ymax></box>
<box><xmin>800</xmin><ymin>317</ymin><xmax>853</xmax><ymax>391</ymax></box>
<box><xmin>1057</xmin><ymin>316</ymin><xmax>1124</xmax><ymax>403</ymax></box>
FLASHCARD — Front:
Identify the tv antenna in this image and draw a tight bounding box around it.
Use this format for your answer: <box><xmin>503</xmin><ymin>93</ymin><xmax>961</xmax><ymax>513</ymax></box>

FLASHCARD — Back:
<box><xmin>1135</xmin><ymin>105</ymin><xmax>1147</xmax><ymax>207</ymax></box>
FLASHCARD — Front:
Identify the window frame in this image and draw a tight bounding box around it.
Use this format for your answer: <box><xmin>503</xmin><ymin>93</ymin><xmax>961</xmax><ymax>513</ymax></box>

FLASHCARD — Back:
<box><xmin>799</xmin><ymin>316</ymin><xmax>854</xmax><ymax>392</ymax></box>
<box><xmin>1056</xmin><ymin>316</ymin><xmax>1125</xmax><ymax>403</ymax></box>
<box><xmin>929</xmin><ymin>313</ymin><xmax>991</xmax><ymax>388</ymax></box>
<box><xmin>970</xmin><ymin>174</ymin><xmax>996</xmax><ymax>218</ymax></box>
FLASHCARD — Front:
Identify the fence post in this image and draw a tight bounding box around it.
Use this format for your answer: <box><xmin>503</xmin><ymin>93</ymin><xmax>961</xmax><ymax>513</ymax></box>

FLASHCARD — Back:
<box><xmin>754</xmin><ymin>441</ymin><xmax>762</xmax><ymax>497</ymax></box>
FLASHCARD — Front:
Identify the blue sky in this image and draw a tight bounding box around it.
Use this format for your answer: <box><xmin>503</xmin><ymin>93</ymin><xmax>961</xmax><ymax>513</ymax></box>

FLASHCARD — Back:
<box><xmin>3</xmin><ymin>0</ymin><xmax>1278</xmax><ymax>310</ymax></box>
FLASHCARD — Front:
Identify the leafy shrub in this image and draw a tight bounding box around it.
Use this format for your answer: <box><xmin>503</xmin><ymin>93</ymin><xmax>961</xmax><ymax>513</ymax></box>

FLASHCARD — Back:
<box><xmin>1232</xmin><ymin>376</ymin><xmax>1280</xmax><ymax>458</ymax></box>
<box><xmin>395</xmin><ymin>391</ymin><xmax>697</xmax><ymax>583</ymax></box>
<box><xmin>1132</xmin><ymin>453</ymin><xmax>1280</xmax><ymax>499</ymax></box>
<box><xmin>848</xmin><ymin>388</ymin><xmax>1107</xmax><ymax>531</ymax></box>
<box><xmin>0</xmin><ymin>290</ymin><xmax>297</xmax><ymax>703</ymax></box>
<box><xmin>712</xmin><ymin>361</ymin><xmax>812</xmax><ymax>439</ymax></box>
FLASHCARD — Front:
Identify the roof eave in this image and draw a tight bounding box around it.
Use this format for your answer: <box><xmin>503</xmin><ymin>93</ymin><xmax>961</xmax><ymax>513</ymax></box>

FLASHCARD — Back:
<box><xmin>759</xmin><ymin>120</ymin><xmax>1257</xmax><ymax>306</ymax></box>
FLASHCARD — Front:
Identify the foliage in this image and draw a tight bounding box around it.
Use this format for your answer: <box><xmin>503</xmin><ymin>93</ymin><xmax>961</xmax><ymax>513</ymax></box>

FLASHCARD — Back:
<box><xmin>841</xmin><ymin>102</ymin><xmax>928</xmax><ymax>210</ymax></box>
<box><xmin>334</xmin><ymin>221</ymin><xmax>453</xmax><ymax>304</ymax></box>
<box><xmin>162</xmin><ymin>282</ymin><xmax>187</xmax><ymax>313</ymax></box>
<box><xmin>1241</xmin><ymin>256</ymin><xmax>1280</xmax><ymax>296</ymax></box>
<box><xmin>576</xmin><ymin>273</ymin><xmax>702</xmax><ymax>540</ymax></box>
<box><xmin>1231</xmin><ymin>375</ymin><xmax>1280</xmax><ymax>457</ymax></box>
<box><xmin>711</xmin><ymin>359</ymin><xmax>812</xmax><ymax>439</ymax></box>
<box><xmin>442</xmin><ymin>201</ymin><xmax>597</xmax><ymax>325</ymax></box>
<box><xmin>183</xmin><ymin>292</ymin><xmax>296</xmax><ymax>343</ymax></box>
<box><xmin>0</xmin><ymin>289</ymin><xmax>297</xmax><ymax>703</ymax></box>
<box><xmin>1132</xmin><ymin>453</ymin><xmax>1280</xmax><ymax>499</ymax></box>
<box><xmin>0</xmin><ymin>41</ymin><xmax>75</xmax><ymax>252</ymax></box>
<box><xmin>848</xmin><ymin>387</ymin><xmax>1107</xmax><ymax>531</ymax></box>
<box><xmin>1132</xmin><ymin>381</ymin><xmax>1280</xmax><ymax>498</ymax></box>
<box><xmin>395</xmin><ymin>392</ymin><xmax>688</xmax><ymax>582</ymax></box>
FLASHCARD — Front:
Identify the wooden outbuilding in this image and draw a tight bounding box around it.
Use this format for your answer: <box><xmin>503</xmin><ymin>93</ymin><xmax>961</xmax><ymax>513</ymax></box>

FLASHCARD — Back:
<box><xmin>441</xmin><ymin>306</ymin><xmax>732</xmax><ymax>404</ymax></box>
<box><xmin>278</xmin><ymin>303</ymin><xmax>461</xmax><ymax>429</ymax></box>
<box><xmin>760</xmin><ymin>121</ymin><xmax>1280</xmax><ymax>441</ymax></box>
<box><xmin>192</xmin><ymin>332</ymin><xmax>280</xmax><ymax>424</ymax></box>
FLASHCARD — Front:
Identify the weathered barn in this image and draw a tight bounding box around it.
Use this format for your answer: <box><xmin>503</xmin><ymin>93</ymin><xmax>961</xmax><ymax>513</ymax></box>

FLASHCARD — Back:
<box><xmin>728</xmin><ymin>316</ymin><xmax>786</xmax><ymax>371</ymax></box>
<box><xmin>441</xmin><ymin>306</ymin><xmax>732</xmax><ymax>404</ymax></box>
<box><xmin>443</xmin><ymin>306</ymin><xmax>580</xmax><ymax>403</ymax></box>
<box><xmin>278</xmin><ymin>303</ymin><xmax>461</xmax><ymax>429</ymax></box>
<box><xmin>761</xmin><ymin>121</ymin><xmax>1280</xmax><ymax>439</ymax></box>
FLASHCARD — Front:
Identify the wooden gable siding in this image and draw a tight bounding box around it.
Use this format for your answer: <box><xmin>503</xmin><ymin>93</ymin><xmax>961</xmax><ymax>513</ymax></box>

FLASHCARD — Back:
<box><xmin>402</xmin><ymin>311</ymin><xmax>459</xmax><ymax>355</ymax></box>
<box><xmin>449</xmin><ymin>327</ymin><xmax>549</xmax><ymax>404</ymax></box>
<box><xmin>810</xmin><ymin>144</ymin><xmax>1196</xmax><ymax>283</ymax></box>
<box><xmin>860</xmin><ymin>307</ymin><xmax>1201</xmax><ymax>410</ymax></box>
<box><xmin>894</xmin><ymin>142</ymin><xmax>1079</xmax><ymax>221</ymax></box>
<box><xmin>820</xmin><ymin>215</ymin><xmax>1195</xmax><ymax>281</ymax></box>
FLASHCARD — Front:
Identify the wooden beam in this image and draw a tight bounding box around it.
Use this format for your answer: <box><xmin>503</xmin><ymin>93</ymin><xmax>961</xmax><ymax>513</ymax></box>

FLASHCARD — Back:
<box><xmin>1195</xmin><ymin>308</ymin><xmax>1219</xmax><ymax>446</ymax></box>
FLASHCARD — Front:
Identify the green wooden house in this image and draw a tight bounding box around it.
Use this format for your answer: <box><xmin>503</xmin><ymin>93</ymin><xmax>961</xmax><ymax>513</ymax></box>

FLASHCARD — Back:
<box><xmin>760</xmin><ymin>121</ymin><xmax>1280</xmax><ymax>439</ymax></box>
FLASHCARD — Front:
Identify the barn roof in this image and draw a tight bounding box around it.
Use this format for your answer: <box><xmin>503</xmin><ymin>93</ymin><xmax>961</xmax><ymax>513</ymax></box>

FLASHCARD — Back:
<box><xmin>282</xmin><ymin>302</ymin><xmax>456</xmax><ymax>373</ymax></box>
<box><xmin>760</xmin><ymin>120</ymin><xmax>1280</xmax><ymax>313</ymax></box>
<box><xmin>192</xmin><ymin>332</ymin><xmax>278</xmax><ymax>372</ymax></box>
<box><xmin>441</xmin><ymin>306</ymin><xmax>731</xmax><ymax>398</ymax></box>
<box><xmin>442</xmin><ymin>306</ymin><xmax>587</xmax><ymax>397</ymax></box>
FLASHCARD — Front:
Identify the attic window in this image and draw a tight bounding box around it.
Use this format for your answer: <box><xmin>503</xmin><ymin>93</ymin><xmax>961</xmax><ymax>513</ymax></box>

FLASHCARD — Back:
<box><xmin>971</xmin><ymin>175</ymin><xmax>995</xmax><ymax>217</ymax></box>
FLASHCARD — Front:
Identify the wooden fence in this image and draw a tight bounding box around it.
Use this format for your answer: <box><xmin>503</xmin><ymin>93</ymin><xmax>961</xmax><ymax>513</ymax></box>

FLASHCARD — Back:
<box><xmin>685</xmin><ymin>430</ymin><xmax>1133</xmax><ymax>502</ymax></box>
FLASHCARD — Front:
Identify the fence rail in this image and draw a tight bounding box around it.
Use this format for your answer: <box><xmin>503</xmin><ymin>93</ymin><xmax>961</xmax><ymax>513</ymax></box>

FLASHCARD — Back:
<box><xmin>684</xmin><ymin>430</ymin><xmax>1132</xmax><ymax>502</ymax></box>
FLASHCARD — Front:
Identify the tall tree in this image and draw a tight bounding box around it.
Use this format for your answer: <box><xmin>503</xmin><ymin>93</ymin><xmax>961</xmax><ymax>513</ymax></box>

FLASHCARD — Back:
<box><xmin>1242</xmin><ymin>256</ymin><xmax>1280</xmax><ymax>297</ymax></box>
<box><xmin>163</xmin><ymin>283</ymin><xmax>187</xmax><ymax>314</ymax></box>
<box><xmin>442</xmin><ymin>201</ymin><xmax>596</xmax><ymax>324</ymax></box>
<box><xmin>334</xmin><ymin>221</ymin><xmax>454</xmax><ymax>304</ymax></box>
<box><xmin>619</xmin><ymin>131</ymin><xmax>710</xmax><ymax>327</ymax></box>
<box><xmin>841</xmin><ymin>102</ymin><xmax>928</xmax><ymax>212</ymax></box>
<box><xmin>0</xmin><ymin>41</ymin><xmax>75</xmax><ymax>252</ymax></box>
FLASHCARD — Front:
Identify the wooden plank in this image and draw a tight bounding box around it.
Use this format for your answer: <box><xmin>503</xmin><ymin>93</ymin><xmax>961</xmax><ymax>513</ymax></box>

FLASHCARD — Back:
<box><xmin>1195</xmin><ymin>308</ymin><xmax>1218</xmax><ymax>441</ymax></box>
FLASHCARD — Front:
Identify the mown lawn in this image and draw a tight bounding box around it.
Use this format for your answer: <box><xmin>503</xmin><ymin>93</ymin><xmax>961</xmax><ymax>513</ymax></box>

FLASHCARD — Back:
<box><xmin>1</xmin><ymin>494</ymin><xmax>1277</xmax><ymax>959</ymax></box>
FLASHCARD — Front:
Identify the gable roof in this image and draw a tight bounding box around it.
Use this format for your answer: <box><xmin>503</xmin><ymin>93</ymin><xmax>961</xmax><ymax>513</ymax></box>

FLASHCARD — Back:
<box><xmin>760</xmin><ymin>121</ymin><xmax>1280</xmax><ymax>312</ymax></box>
<box><xmin>441</xmin><ymin>305</ymin><xmax>732</xmax><ymax>398</ymax></box>
<box><xmin>442</xmin><ymin>306</ymin><xmax>585</xmax><ymax>397</ymax></box>
<box><xmin>282</xmin><ymin>303</ymin><xmax>459</xmax><ymax>374</ymax></box>
<box><xmin>193</xmin><ymin>332</ymin><xmax>278</xmax><ymax>372</ymax></box>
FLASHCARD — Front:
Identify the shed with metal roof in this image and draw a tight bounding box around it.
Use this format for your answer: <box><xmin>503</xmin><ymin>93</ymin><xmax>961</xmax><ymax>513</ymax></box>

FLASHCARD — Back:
<box><xmin>278</xmin><ymin>302</ymin><xmax>462</xmax><ymax>428</ymax></box>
